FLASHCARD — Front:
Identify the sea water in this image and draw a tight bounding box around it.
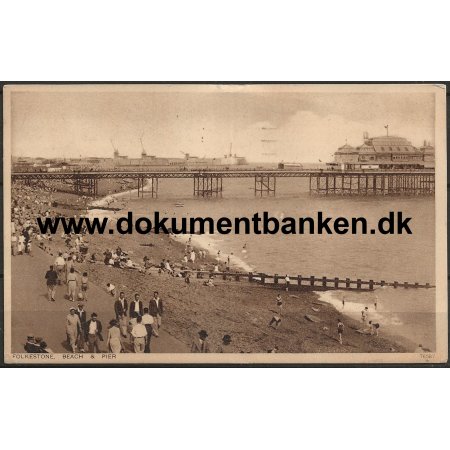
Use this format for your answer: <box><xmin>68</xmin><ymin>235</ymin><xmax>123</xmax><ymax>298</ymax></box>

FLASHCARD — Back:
<box><xmin>109</xmin><ymin>177</ymin><xmax>436</xmax><ymax>350</ymax></box>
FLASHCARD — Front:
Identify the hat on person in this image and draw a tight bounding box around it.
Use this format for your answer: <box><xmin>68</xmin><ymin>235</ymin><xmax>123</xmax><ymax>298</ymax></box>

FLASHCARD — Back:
<box><xmin>69</xmin><ymin>307</ymin><xmax>76</xmax><ymax>311</ymax></box>
<box><xmin>77</xmin><ymin>303</ymin><xmax>84</xmax><ymax>308</ymax></box>
<box><xmin>198</xmin><ymin>330</ymin><xmax>208</xmax><ymax>339</ymax></box>
<box><xmin>222</xmin><ymin>334</ymin><xmax>232</xmax><ymax>344</ymax></box>
<box><xmin>27</xmin><ymin>334</ymin><xmax>34</xmax><ymax>340</ymax></box>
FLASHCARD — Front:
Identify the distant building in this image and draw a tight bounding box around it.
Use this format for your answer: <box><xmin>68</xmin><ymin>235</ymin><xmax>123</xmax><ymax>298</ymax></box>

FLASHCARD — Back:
<box><xmin>112</xmin><ymin>148</ymin><xmax>247</xmax><ymax>167</ymax></box>
<box><xmin>334</xmin><ymin>133</ymin><xmax>435</xmax><ymax>170</ymax></box>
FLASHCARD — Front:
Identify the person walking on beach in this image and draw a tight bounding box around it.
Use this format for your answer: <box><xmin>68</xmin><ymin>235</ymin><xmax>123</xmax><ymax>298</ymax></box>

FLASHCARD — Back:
<box><xmin>130</xmin><ymin>293</ymin><xmax>143</xmax><ymax>318</ymax></box>
<box><xmin>65</xmin><ymin>256</ymin><xmax>75</xmax><ymax>284</ymax></box>
<box><xmin>374</xmin><ymin>295</ymin><xmax>378</xmax><ymax>311</ymax></box>
<box><xmin>67</xmin><ymin>267</ymin><xmax>78</xmax><ymax>302</ymax></box>
<box><xmin>217</xmin><ymin>334</ymin><xmax>232</xmax><ymax>353</ymax></box>
<box><xmin>141</xmin><ymin>307</ymin><xmax>154</xmax><ymax>353</ymax></box>
<box><xmin>76</xmin><ymin>303</ymin><xmax>87</xmax><ymax>352</ymax></box>
<box><xmin>342</xmin><ymin>296</ymin><xmax>345</xmax><ymax>309</ymax></box>
<box><xmin>54</xmin><ymin>253</ymin><xmax>65</xmax><ymax>283</ymax></box>
<box><xmin>114</xmin><ymin>291</ymin><xmax>128</xmax><ymax>319</ymax></box>
<box><xmin>17</xmin><ymin>234</ymin><xmax>25</xmax><ymax>255</ymax></box>
<box><xmin>26</xmin><ymin>240</ymin><xmax>33</xmax><ymax>256</ymax></box>
<box><xmin>80</xmin><ymin>272</ymin><xmax>89</xmax><ymax>301</ymax></box>
<box><xmin>118</xmin><ymin>313</ymin><xmax>128</xmax><ymax>339</ymax></box>
<box><xmin>191</xmin><ymin>330</ymin><xmax>210</xmax><ymax>353</ymax></box>
<box><xmin>66</xmin><ymin>307</ymin><xmax>81</xmax><ymax>353</ymax></box>
<box><xmin>190</xmin><ymin>249</ymin><xmax>196</xmax><ymax>264</ymax></box>
<box><xmin>276</xmin><ymin>294</ymin><xmax>283</xmax><ymax>316</ymax></box>
<box><xmin>337</xmin><ymin>319</ymin><xmax>344</xmax><ymax>345</ymax></box>
<box><xmin>85</xmin><ymin>313</ymin><xmax>103</xmax><ymax>353</ymax></box>
<box><xmin>45</xmin><ymin>265</ymin><xmax>58</xmax><ymax>302</ymax></box>
<box><xmin>131</xmin><ymin>315</ymin><xmax>147</xmax><ymax>353</ymax></box>
<box><xmin>149</xmin><ymin>291</ymin><xmax>163</xmax><ymax>334</ymax></box>
<box><xmin>107</xmin><ymin>319</ymin><xmax>123</xmax><ymax>353</ymax></box>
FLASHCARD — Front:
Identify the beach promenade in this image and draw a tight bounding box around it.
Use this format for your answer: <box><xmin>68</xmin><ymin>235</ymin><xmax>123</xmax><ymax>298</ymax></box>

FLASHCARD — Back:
<box><xmin>10</xmin><ymin>247</ymin><xmax>189</xmax><ymax>354</ymax></box>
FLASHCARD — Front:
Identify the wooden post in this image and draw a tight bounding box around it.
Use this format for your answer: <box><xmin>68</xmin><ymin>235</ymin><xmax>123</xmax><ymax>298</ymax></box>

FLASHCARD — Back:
<box><xmin>394</xmin><ymin>281</ymin><xmax>398</xmax><ymax>288</ymax></box>
<box><xmin>357</xmin><ymin>279</ymin><xmax>362</xmax><ymax>289</ymax></box>
<box><xmin>297</xmin><ymin>275</ymin><xmax>302</xmax><ymax>287</ymax></box>
<box><xmin>274</xmin><ymin>274</ymin><xmax>279</xmax><ymax>284</ymax></box>
<box><xmin>334</xmin><ymin>277</ymin><xmax>339</xmax><ymax>288</ymax></box>
<box><xmin>310</xmin><ymin>276</ymin><xmax>315</xmax><ymax>286</ymax></box>
<box><xmin>235</xmin><ymin>274</ymin><xmax>240</xmax><ymax>282</ymax></box>
<box><xmin>322</xmin><ymin>276</ymin><xmax>327</xmax><ymax>287</ymax></box>
<box><xmin>345</xmin><ymin>278</ymin><xmax>350</xmax><ymax>288</ymax></box>
<box><xmin>414</xmin><ymin>282</ymin><xmax>419</xmax><ymax>288</ymax></box>
<box><xmin>369</xmin><ymin>280</ymin><xmax>374</xmax><ymax>290</ymax></box>
<box><xmin>260</xmin><ymin>273</ymin><xmax>266</xmax><ymax>285</ymax></box>
<box><xmin>380</xmin><ymin>280</ymin><xmax>385</xmax><ymax>287</ymax></box>
<box><xmin>248</xmin><ymin>272</ymin><xmax>253</xmax><ymax>282</ymax></box>
<box><xmin>404</xmin><ymin>282</ymin><xmax>409</xmax><ymax>289</ymax></box>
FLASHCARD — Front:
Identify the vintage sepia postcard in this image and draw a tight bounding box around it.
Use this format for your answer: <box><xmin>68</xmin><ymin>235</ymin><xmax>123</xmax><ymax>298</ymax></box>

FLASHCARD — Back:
<box><xmin>2</xmin><ymin>83</ymin><xmax>447</xmax><ymax>365</ymax></box>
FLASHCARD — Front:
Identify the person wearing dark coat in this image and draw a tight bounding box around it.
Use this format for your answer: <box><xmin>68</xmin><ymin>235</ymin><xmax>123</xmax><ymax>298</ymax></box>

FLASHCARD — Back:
<box><xmin>76</xmin><ymin>303</ymin><xmax>87</xmax><ymax>352</ymax></box>
<box><xmin>129</xmin><ymin>293</ymin><xmax>143</xmax><ymax>317</ymax></box>
<box><xmin>84</xmin><ymin>313</ymin><xmax>103</xmax><ymax>353</ymax></box>
<box><xmin>148</xmin><ymin>291</ymin><xmax>164</xmax><ymax>330</ymax></box>
<box><xmin>114</xmin><ymin>292</ymin><xmax>129</xmax><ymax>319</ymax></box>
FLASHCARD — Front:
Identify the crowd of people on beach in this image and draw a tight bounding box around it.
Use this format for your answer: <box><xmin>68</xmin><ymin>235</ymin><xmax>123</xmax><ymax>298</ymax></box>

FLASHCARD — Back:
<box><xmin>11</xmin><ymin>183</ymin><xmax>238</xmax><ymax>354</ymax></box>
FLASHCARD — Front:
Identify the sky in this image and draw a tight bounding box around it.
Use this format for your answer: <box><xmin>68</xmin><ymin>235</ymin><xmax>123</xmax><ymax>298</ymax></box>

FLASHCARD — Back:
<box><xmin>10</xmin><ymin>86</ymin><xmax>436</xmax><ymax>162</ymax></box>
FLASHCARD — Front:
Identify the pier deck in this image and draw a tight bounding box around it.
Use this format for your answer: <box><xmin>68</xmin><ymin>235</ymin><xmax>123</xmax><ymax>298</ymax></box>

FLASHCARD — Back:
<box><xmin>12</xmin><ymin>169</ymin><xmax>435</xmax><ymax>197</ymax></box>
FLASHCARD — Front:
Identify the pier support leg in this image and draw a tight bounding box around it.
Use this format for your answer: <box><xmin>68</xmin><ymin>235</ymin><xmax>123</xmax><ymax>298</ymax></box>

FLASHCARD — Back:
<box><xmin>193</xmin><ymin>175</ymin><xmax>223</xmax><ymax>197</ymax></box>
<box><xmin>254</xmin><ymin>175</ymin><xmax>276</xmax><ymax>196</ymax></box>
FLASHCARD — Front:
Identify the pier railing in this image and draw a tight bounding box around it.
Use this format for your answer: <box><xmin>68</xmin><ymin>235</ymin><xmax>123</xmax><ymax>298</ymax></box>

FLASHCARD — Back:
<box><xmin>189</xmin><ymin>270</ymin><xmax>434</xmax><ymax>291</ymax></box>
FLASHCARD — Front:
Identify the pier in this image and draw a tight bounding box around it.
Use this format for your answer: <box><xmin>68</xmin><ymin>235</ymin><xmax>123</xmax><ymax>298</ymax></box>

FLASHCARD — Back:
<box><xmin>12</xmin><ymin>169</ymin><xmax>435</xmax><ymax>198</ymax></box>
<box><xmin>309</xmin><ymin>172</ymin><xmax>435</xmax><ymax>196</ymax></box>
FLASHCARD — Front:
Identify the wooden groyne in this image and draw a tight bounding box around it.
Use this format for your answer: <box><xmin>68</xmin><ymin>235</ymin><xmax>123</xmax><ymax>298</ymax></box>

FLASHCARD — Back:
<box><xmin>192</xmin><ymin>270</ymin><xmax>435</xmax><ymax>292</ymax></box>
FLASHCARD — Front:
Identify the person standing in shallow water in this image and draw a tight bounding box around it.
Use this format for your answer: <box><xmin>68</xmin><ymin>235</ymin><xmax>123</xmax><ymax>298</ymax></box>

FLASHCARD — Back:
<box><xmin>361</xmin><ymin>306</ymin><xmax>369</xmax><ymax>325</ymax></box>
<box><xmin>285</xmin><ymin>275</ymin><xmax>290</xmax><ymax>292</ymax></box>
<box><xmin>337</xmin><ymin>319</ymin><xmax>344</xmax><ymax>345</ymax></box>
